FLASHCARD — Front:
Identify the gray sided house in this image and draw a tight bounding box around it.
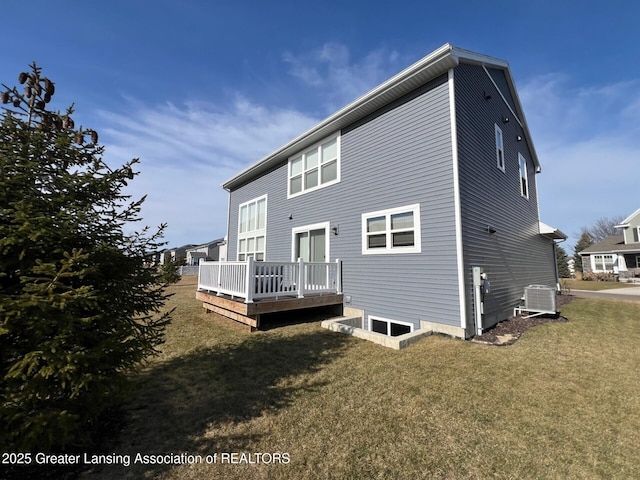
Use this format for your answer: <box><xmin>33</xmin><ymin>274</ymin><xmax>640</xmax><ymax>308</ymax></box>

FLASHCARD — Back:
<box><xmin>186</xmin><ymin>238</ymin><xmax>227</xmax><ymax>265</ymax></box>
<box><xmin>160</xmin><ymin>244</ymin><xmax>195</xmax><ymax>265</ymax></box>
<box><xmin>579</xmin><ymin>208</ymin><xmax>640</xmax><ymax>279</ymax></box>
<box><xmin>215</xmin><ymin>44</ymin><xmax>564</xmax><ymax>339</ymax></box>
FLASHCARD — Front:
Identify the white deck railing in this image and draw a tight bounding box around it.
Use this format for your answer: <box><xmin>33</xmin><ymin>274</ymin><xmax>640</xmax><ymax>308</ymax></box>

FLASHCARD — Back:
<box><xmin>198</xmin><ymin>257</ymin><xmax>342</xmax><ymax>303</ymax></box>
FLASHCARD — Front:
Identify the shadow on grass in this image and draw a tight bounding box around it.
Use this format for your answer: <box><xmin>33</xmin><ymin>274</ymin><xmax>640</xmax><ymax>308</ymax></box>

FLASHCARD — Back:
<box><xmin>83</xmin><ymin>327</ymin><xmax>352</xmax><ymax>479</ymax></box>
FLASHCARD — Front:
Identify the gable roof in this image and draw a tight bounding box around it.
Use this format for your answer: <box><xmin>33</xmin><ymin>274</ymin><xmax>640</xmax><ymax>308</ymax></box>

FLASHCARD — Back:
<box><xmin>222</xmin><ymin>43</ymin><xmax>539</xmax><ymax>191</ymax></box>
<box><xmin>615</xmin><ymin>207</ymin><xmax>640</xmax><ymax>227</ymax></box>
<box><xmin>579</xmin><ymin>235</ymin><xmax>640</xmax><ymax>254</ymax></box>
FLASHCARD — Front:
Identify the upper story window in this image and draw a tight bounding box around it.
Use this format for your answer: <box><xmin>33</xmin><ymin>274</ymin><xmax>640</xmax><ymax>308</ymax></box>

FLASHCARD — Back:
<box><xmin>362</xmin><ymin>204</ymin><xmax>421</xmax><ymax>255</ymax></box>
<box><xmin>632</xmin><ymin>227</ymin><xmax>640</xmax><ymax>243</ymax></box>
<box><xmin>495</xmin><ymin>124</ymin><xmax>505</xmax><ymax>171</ymax></box>
<box><xmin>238</xmin><ymin>195</ymin><xmax>266</xmax><ymax>261</ymax></box>
<box><xmin>518</xmin><ymin>153</ymin><xmax>529</xmax><ymax>199</ymax></box>
<box><xmin>288</xmin><ymin>134</ymin><xmax>340</xmax><ymax>198</ymax></box>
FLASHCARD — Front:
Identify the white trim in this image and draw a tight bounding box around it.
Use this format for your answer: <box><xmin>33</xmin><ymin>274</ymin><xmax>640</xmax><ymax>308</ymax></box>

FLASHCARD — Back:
<box><xmin>368</xmin><ymin>315</ymin><xmax>414</xmax><ymax>336</ymax></box>
<box><xmin>287</xmin><ymin>133</ymin><xmax>341</xmax><ymax>199</ymax></box>
<box><xmin>448</xmin><ymin>69</ymin><xmax>468</xmax><ymax>331</ymax></box>
<box><xmin>482</xmin><ymin>65</ymin><xmax>522</xmax><ymax>128</ymax></box>
<box><xmin>237</xmin><ymin>195</ymin><xmax>267</xmax><ymax>261</ymax></box>
<box><xmin>291</xmin><ymin>222</ymin><xmax>331</xmax><ymax>262</ymax></box>
<box><xmin>361</xmin><ymin>204</ymin><xmax>421</xmax><ymax>255</ymax></box>
<box><xmin>591</xmin><ymin>253</ymin><xmax>616</xmax><ymax>273</ymax></box>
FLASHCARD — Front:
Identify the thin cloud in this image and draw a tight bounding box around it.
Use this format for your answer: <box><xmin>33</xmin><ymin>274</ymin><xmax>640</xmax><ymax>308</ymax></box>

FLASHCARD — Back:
<box><xmin>520</xmin><ymin>74</ymin><xmax>640</xmax><ymax>247</ymax></box>
<box><xmin>94</xmin><ymin>95</ymin><xmax>319</xmax><ymax>246</ymax></box>
<box><xmin>283</xmin><ymin>43</ymin><xmax>407</xmax><ymax>112</ymax></box>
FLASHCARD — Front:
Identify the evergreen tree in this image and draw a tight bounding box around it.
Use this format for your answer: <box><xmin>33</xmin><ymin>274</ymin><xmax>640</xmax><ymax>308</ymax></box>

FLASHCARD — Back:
<box><xmin>0</xmin><ymin>63</ymin><xmax>171</xmax><ymax>451</ymax></box>
<box><xmin>573</xmin><ymin>232</ymin><xmax>594</xmax><ymax>273</ymax></box>
<box><xmin>556</xmin><ymin>244</ymin><xmax>571</xmax><ymax>278</ymax></box>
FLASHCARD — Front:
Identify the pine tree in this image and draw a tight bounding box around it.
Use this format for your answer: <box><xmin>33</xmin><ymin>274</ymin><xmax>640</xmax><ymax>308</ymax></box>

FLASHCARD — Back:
<box><xmin>573</xmin><ymin>232</ymin><xmax>594</xmax><ymax>273</ymax></box>
<box><xmin>0</xmin><ymin>63</ymin><xmax>171</xmax><ymax>451</ymax></box>
<box><xmin>556</xmin><ymin>244</ymin><xmax>571</xmax><ymax>278</ymax></box>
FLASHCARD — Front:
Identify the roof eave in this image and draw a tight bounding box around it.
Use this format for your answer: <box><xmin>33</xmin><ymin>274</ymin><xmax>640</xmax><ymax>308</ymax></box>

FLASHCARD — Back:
<box><xmin>222</xmin><ymin>44</ymin><xmax>540</xmax><ymax>189</ymax></box>
<box><xmin>223</xmin><ymin>43</ymin><xmax>461</xmax><ymax>190</ymax></box>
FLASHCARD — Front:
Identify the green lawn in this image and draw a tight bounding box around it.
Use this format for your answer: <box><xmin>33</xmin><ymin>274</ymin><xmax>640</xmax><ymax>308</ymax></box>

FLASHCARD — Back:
<box><xmin>82</xmin><ymin>277</ymin><xmax>640</xmax><ymax>479</ymax></box>
<box><xmin>564</xmin><ymin>279</ymin><xmax>639</xmax><ymax>291</ymax></box>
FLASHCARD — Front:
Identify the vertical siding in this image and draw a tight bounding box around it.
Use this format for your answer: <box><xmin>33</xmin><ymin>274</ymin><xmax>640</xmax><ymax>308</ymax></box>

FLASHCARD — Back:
<box><xmin>228</xmin><ymin>75</ymin><xmax>461</xmax><ymax>330</ymax></box>
<box><xmin>454</xmin><ymin>63</ymin><xmax>557</xmax><ymax>330</ymax></box>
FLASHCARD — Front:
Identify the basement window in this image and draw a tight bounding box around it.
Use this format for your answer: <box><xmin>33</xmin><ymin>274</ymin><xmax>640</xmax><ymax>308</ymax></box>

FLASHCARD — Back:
<box><xmin>369</xmin><ymin>316</ymin><xmax>413</xmax><ymax>337</ymax></box>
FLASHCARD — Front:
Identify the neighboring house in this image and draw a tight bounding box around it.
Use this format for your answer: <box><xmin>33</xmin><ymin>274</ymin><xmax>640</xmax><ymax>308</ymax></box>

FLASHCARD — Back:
<box><xmin>160</xmin><ymin>244</ymin><xmax>195</xmax><ymax>264</ymax></box>
<box><xmin>204</xmin><ymin>44</ymin><xmax>565</xmax><ymax>339</ymax></box>
<box><xmin>579</xmin><ymin>208</ymin><xmax>640</xmax><ymax>279</ymax></box>
<box><xmin>186</xmin><ymin>238</ymin><xmax>227</xmax><ymax>265</ymax></box>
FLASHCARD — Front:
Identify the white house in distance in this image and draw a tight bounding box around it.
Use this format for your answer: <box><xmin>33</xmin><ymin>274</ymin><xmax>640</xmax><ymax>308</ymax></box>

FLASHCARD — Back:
<box><xmin>579</xmin><ymin>208</ymin><xmax>640</xmax><ymax>280</ymax></box>
<box><xmin>197</xmin><ymin>44</ymin><xmax>566</xmax><ymax>345</ymax></box>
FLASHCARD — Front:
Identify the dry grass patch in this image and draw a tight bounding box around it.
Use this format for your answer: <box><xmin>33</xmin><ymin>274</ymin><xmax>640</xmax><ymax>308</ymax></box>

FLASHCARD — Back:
<box><xmin>79</xmin><ymin>279</ymin><xmax>640</xmax><ymax>479</ymax></box>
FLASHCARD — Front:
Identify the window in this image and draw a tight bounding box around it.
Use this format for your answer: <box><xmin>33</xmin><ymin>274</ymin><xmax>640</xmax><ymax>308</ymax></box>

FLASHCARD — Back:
<box><xmin>238</xmin><ymin>196</ymin><xmax>266</xmax><ymax>261</ymax></box>
<box><xmin>518</xmin><ymin>153</ymin><xmax>529</xmax><ymax>198</ymax></box>
<box><xmin>593</xmin><ymin>254</ymin><xmax>614</xmax><ymax>272</ymax></box>
<box><xmin>633</xmin><ymin>227</ymin><xmax>640</xmax><ymax>243</ymax></box>
<box><xmin>369</xmin><ymin>316</ymin><xmax>413</xmax><ymax>337</ymax></box>
<box><xmin>362</xmin><ymin>204</ymin><xmax>421</xmax><ymax>254</ymax></box>
<box><xmin>495</xmin><ymin>124</ymin><xmax>505</xmax><ymax>171</ymax></box>
<box><xmin>288</xmin><ymin>134</ymin><xmax>340</xmax><ymax>197</ymax></box>
<box><xmin>636</xmin><ymin>256</ymin><xmax>640</xmax><ymax>269</ymax></box>
<box><xmin>291</xmin><ymin>222</ymin><xmax>329</xmax><ymax>262</ymax></box>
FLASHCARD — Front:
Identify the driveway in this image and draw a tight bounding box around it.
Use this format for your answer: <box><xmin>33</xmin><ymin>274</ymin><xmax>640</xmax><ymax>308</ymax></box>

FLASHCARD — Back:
<box><xmin>572</xmin><ymin>286</ymin><xmax>640</xmax><ymax>303</ymax></box>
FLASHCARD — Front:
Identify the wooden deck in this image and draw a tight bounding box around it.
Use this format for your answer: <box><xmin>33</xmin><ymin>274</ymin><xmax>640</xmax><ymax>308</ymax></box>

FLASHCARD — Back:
<box><xmin>197</xmin><ymin>290</ymin><xmax>344</xmax><ymax>330</ymax></box>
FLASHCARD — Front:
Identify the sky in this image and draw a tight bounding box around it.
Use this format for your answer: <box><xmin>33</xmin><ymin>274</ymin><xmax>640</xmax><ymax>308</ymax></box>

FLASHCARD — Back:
<box><xmin>1</xmin><ymin>0</ymin><xmax>638</xmax><ymax>254</ymax></box>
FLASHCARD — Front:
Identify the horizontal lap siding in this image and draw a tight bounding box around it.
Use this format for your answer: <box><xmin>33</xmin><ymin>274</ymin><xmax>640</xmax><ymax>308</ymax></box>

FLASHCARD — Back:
<box><xmin>334</xmin><ymin>77</ymin><xmax>460</xmax><ymax>330</ymax></box>
<box><xmin>455</xmin><ymin>63</ymin><xmax>557</xmax><ymax>329</ymax></box>
<box><xmin>228</xmin><ymin>76</ymin><xmax>460</xmax><ymax>330</ymax></box>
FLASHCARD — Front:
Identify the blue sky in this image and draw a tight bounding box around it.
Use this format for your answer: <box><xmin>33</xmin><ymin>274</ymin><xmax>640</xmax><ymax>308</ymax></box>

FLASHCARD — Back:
<box><xmin>2</xmin><ymin>0</ymin><xmax>638</xmax><ymax>253</ymax></box>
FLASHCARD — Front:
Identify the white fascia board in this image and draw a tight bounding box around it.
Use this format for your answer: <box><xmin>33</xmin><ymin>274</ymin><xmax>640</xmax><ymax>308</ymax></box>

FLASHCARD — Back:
<box><xmin>223</xmin><ymin>43</ymin><xmax>460</xmax><ymax>190</ymax></box>
<box><xmin>539</xmin><ymin>221</ymin><xmax>568</xmax><ymax>240</ymax></box>
<box><xmin>618</xmin><ymin>207</ymin><xmax>640</xmax><ymax>226</ymax></box>
<box><xmin>222</xmin><ymin>44</ymin><xmax>522</xmax><ymax>190</ymax></box>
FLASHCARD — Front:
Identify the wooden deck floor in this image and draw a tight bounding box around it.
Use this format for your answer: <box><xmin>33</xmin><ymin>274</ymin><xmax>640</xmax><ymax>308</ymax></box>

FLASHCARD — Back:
<box><xmin>196</xmin><ymin>290</ymin><xmax>344</xmax><ymax>330</ymax></box>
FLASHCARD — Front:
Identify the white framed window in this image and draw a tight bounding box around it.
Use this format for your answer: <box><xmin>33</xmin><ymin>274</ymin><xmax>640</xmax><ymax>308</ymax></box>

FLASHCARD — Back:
<box><xmin>237</xmin><ymin>195</ymin><xmax>267</xmax><ymax>261</ymax></box>
<box><xmin>633</xmin><ymin>227</ymin><xmax>640</xmax><ymax>243</ymax></box>
<box><xmin>362</xmin><ymin>204</ymin><xmax>421</xmax><ymax>255</ymax></box>
<box><xmin>592</xmin><ymin>254</ymin><xmax>614</xmax><ymax>272</ymax></box>
<box><xmin>635</xmin><ymin>255</ymin><xmax>640</xmax><ymax>268</ymax></box>
<box><xmin>518</xmin><ymin>153</ymin><xmax>529</xmax><ymax>198</ymax></box>
<box><xmin>495</xmin><ymin>124</ymin><xmax>505</xmax><ymax>171</ymax></box>
<box><xmin>288</xmin><ymin>134</ymin><xmax>340</xmax><ymax>198</ymax></box>
<box><xmin>369</xmin><ymin>315</ymin><xmax>414</xmax><ymax>337</ymax></box>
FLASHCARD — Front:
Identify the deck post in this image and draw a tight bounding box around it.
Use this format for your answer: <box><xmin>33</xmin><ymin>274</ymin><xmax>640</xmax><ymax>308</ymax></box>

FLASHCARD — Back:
<box><xmin>245</xmin><ymin>257</ymin><xmax>255</xmax><ymax>304</ymax></box>
<box><xmin>216</xmin><ymin>261</ymin><xmax>223</xmax><ymax>296</ymax></box>
<box><xmin>336</xmin><ymin>258</ymin><xmax>342</xmax><ymax>294</ymax></box>
<box><xmin>297</xmin><ymin>257</ymin><xmax>305</xmax><ymax>298</ymax></box>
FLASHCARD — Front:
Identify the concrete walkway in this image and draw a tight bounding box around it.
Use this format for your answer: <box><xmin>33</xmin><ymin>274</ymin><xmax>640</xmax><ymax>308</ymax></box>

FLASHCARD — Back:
<box><xmin>572</xmin><ymin>286</ymin><xmax>640</xmax><ymax>303</ymax></box>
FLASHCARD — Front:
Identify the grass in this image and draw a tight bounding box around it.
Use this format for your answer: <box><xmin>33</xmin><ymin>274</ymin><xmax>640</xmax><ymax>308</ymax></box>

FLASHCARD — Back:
<box><xmin>81</xmin><ymin>277</ymin><xmax>640</xmax><ymax>479</ymax></box>
<box><xmin>564</xmin><ymin>279</ymin><xmax>639</xmax><ymax>291</ymax></box>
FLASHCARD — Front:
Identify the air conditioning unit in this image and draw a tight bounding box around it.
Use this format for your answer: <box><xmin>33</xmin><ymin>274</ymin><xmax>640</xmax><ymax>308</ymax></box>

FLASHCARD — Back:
<box><xmin>515</xmin><ymin>285</ymin><xmax>557</xmax><ymax>318</ymax></box>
